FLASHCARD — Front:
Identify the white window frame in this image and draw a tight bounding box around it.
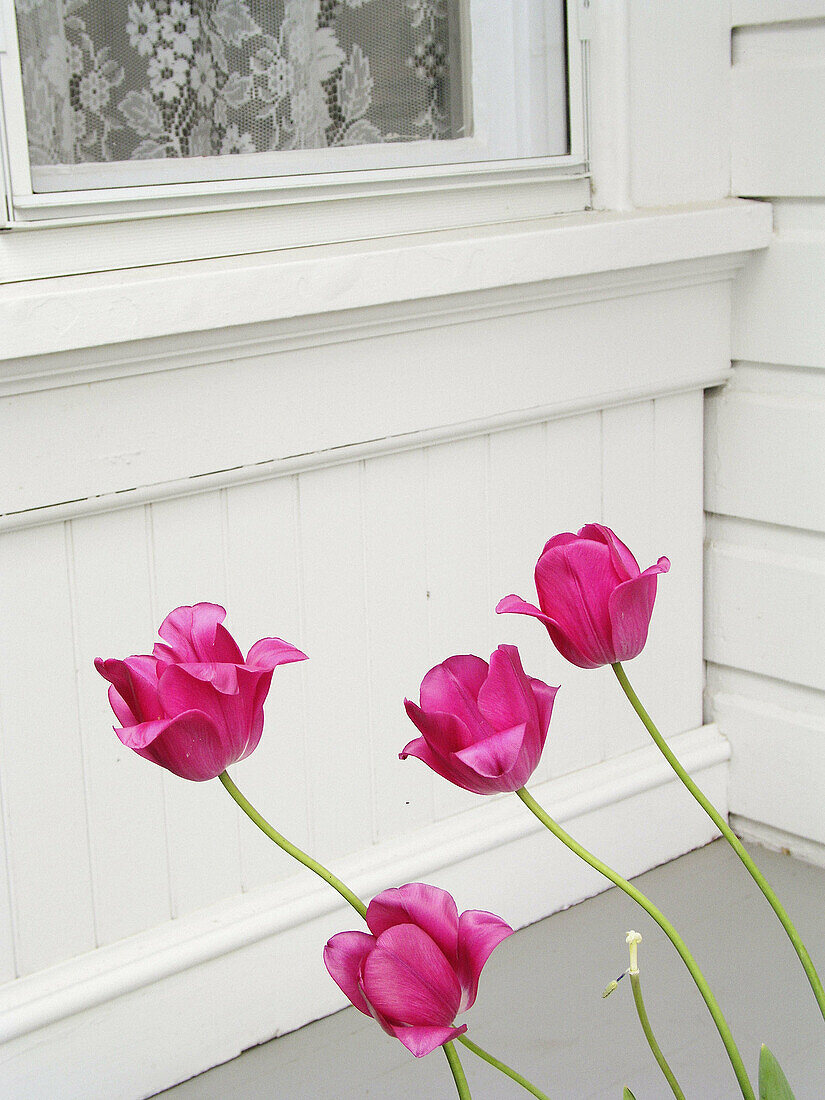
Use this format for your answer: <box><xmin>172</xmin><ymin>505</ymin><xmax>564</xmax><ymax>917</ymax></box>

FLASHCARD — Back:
<box><xmin>0</xmin><ymin>0</ymin><xmax>591</xmax><ymax>232</ymax></box>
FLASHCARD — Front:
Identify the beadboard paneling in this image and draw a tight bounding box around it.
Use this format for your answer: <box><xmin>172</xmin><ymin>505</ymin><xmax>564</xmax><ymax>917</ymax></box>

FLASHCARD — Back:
<box><xmin>0</xmin><ymin>525</ymin><xmax>96</xmax><ymax>976</ymax></box>
<box><xmin>0</xmin><ymin>392</ymin><xmax>706</xmax><ymax>989</ymax></box>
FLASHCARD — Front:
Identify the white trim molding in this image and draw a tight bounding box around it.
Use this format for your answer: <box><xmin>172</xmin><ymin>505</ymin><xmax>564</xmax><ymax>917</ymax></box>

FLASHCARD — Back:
<box><xmin>0</xmin><ymin>725</ymin><xmax>728</xmax><ymax>1099</ymax></box>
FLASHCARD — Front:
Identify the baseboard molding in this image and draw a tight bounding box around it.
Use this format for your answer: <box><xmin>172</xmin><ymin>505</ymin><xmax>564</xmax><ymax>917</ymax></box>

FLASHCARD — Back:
<box><xmin>0</xmin><ymin>724</ymin><xmax>729</xmax><ymax>1099</ymax></box>
<box><xmin>730</xmin><ymin>815</ymin><xmax>825</xmax><ymax>869</ymax></box>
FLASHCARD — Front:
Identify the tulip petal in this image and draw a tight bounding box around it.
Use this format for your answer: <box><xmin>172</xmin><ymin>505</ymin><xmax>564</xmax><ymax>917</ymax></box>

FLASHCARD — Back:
<box><xmin>158</xmin><ymin>663</ymin><xmax>268</xmax><ymax>764</ymax></box>
<box><xmin>477</xmin><ymin>646</ymin><xmax>536</xmax><ymax>730</ymax></box>
<box><xmin>116</xmin><ymin>709</ymin><xmax>227</xmax><ymax>781</ymax></box>
<box><xmin>323</xmin><ymin>931</ymin><xmax>375</xmax><ymax>1016</ymax></box>
<box><xmin>533</xmin><ymin>541</ymin><xmax>621</xmax><ymax>665</ymax></box>
<box><xmin>154</xmin><ymin>603</ymin><xmax>242</xmax><ymax>663</ymax></box>
<box><xmin>528</xmin><ymin>676</ymin><xmax>559</xmax><ymax>737</ymax></box>
<box><xmin>95</xmin><ymin>655</ymin><xmax>162</xmax><ymax>723</ymax></box>
<box><xmin>400</xmin><ymin>734</ymin><xmax>507</xmax><ymax>795</ymax></box>
<box><xmin>608</xmin><ymin>558</ymin><xmax>670</xmax><ymax>662</ymax></box>
<box><xmin>389</xmin><ymin>1022</ymin><xmax>467</xmax><ymax>1058</ymax></box>
<box><xmin>453</xmin><ymin>724</ymin><xmax>527</xmax><ymax>781</ymax></box>
<box><xmin>176</xmin><ymin>661</ymin><xmax>240</xmax><ymax>695</ymax></box>
<box><xmin>540</xmin><ymin>531</ymin><xmax>579</xmax><ymax>555</ymax></box>
<box><xmin>403</xmin><ymin>699</ymin><xmax>478</xmax><ymax>754</ymax></box>
<box><xmin>363</xmin><ymin>924</ymin><xmax>462</xmax><ymax>1027</ymax></box>
<box><xmin>578</xmin><ymin>524</ymin><xmax>640</xmax><ymax>581</ymax></box>
<box><xmin>367</xmin><ymin>884</ymin><xmax>459</xmax><ymax>964</ymax></box>
<box><xmin>495</xmin><ymin>596</ymin><xmax>597</xmax><ymax>669</ymax></box>
<box><xmin>246</xmin><ymin>637</ymin><xmax>308</xmax><ymax>670</ymax></box>
<box><xmin>419</xmin><ymin>656</ymin><xmax>492</xmax><ymax>740</ymax></box>
<box><xmin>456</xmin><ymin>910</ymin><xmax>513</xmax><ymax>1012</ymax></box>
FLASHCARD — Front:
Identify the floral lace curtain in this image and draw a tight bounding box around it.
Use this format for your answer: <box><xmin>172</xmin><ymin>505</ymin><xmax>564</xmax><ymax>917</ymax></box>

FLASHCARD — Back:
<box><xmin>14</xmin><ymin>0</ymin><xmax>463</xmax><ymax>167</ymax></box>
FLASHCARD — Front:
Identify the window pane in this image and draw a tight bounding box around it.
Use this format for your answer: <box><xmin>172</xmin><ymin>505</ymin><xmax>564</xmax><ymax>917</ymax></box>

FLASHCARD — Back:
<box><xmin>14</xmin><ymin>0</ymin><xmax>466</xmax><ymax>165</ymax></box>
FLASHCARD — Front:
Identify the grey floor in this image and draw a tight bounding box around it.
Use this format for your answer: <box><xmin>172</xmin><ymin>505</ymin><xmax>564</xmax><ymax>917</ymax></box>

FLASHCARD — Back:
<box><xmin>159</xmin><ymin>841</ymin><xmax>825</xmax><ymax>1098</ymax></box>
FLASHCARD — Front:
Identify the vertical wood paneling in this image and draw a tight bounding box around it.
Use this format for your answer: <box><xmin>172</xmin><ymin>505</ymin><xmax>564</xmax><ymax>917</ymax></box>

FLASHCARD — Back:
<box><xmin>224</xmin><ymin>476</ymin><xmax>309</xmax><ymax>892</ymax></box>
<box><xmin>487</xmin><ymin>423</ymin><xmax>554</xmax><ymax>782</ymax></box>
<box><xmin>651</xmin><ymin>392</ymin><xmax>704</xmax><ymax>734</ymax></box>
<box><xmin>601</xmin><ymin>402</ymin><xmax>658</xmax><ymax>759</ymax></box>
<box><xmin>148</xmin><ymin>494</ymin><xmax>242</xmax><ymax>916</ymax></box>
<box><xmin>424</xmin><ymin>436</ymin><xmax>497</xmax><ymax>820</ymax></box>
<box><xmin>540</xmin><ymin>412</ymin><xmax>605</xmax><ymax>779</ymax></box>
<box><xmin>69</xmin><ymin>508</ymin><xmax>171</xmax><ymax>947</ymax></box>
<box><xmin>0</xmin><ymin>778</ymin><xmax>14</xmax><ymax>983</ymax></box>
<box><xmin>0</xmin><ymin>525</ymin><xmax>96</xmax><ymax>974</ymax></box>
<box><xmin>298</xmin><ymin>463</ymin><xmax>373</xmax><ymax>859</ymax></box>
<box><xmin>362</xmin><ymin>450</ymin><xmax>435</xmax><ymax>843</ymax></box>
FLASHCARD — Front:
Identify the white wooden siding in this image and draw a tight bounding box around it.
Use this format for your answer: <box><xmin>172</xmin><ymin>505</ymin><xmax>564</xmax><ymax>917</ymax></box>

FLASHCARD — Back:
<box><xmin>707</xmin><ymin>0</ymin><xmax>825</xmax><ymax>861</ymax></box>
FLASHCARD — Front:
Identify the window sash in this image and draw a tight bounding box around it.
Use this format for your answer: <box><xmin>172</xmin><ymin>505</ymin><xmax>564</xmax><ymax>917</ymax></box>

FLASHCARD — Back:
<box><xmin>0</xmin><ymin>0</ymin><xmax>588</xmax><ymax>225</ymax></box>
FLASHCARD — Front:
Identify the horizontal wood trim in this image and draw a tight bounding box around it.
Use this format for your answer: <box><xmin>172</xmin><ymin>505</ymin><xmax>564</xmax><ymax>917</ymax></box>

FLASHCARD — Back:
<box><xmin>0</xmin><ymin>725</ymin><xmax>727</xmax><ymax>1071</ymax></box>
<box><xmin>0</xmin><ymin>201</ymin><xmax>770</xmax><ymax>362</ymax></box>
<box><xmin>1</xmin><ymin>274</ymin><xmax>733</xmax><ymax>520</ymax></box>
<box><xmin>2</xmin><ymin>374</ymin><xmax>726</xmax><ymax>533</ymax></box>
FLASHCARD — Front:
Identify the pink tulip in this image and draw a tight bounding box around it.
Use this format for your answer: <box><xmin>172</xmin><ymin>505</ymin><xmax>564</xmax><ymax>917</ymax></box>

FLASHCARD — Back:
<box><xmin>401</xmin><ymin>645</ymin><xmax>558</xmax><ymax>794</ymax></box>
<box><xmin>496</xmin><ymin>524</ymin><xmax>670</xmax><ymax>669</ymax></box>
<box><xmin>324</xmin><ymin>882</ymin><xmax>512</xmax><ymax>1057</ymax></box>
<box><xmin>95</xmin><ymin>603</ymin><xmax>306</xmax><ymax>781</ymax></box>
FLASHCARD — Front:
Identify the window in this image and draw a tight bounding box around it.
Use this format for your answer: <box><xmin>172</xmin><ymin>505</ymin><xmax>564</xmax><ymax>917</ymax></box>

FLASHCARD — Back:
<box><xmin>0</xmin><ymin>0</ymin><xmax>588</xmax><ymax>227</ymax></box>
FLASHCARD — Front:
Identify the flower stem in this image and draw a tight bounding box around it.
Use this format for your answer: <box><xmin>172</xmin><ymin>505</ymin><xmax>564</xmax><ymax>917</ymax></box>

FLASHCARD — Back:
<box><xmin>628</xmin><ymin>970</ymin><xmax>685</xmax><ymax>1099</ymax></box>
<box><xmin>457</xmin><ymin>1035</ymin><xmax>551</xmax><ymax>1099</ymax></box>
<box><xmin>611</xmin><ymin>661</ymin><xmax>825</xmax><ymax>1025</ymax></box>
<box><xmin>444</xmin><ymin>1041</ymin><xmax>472</xmax><ymax>1099</ymax></box>
<box><xmin>515</xmin><ymin>786</ymin><xmax>754</xmax><ymax>1100</ymax></box>
<box><xmin>218</xmin><ymin>770</ymin><xmax>367</xmax><ymax>919</ymax></box>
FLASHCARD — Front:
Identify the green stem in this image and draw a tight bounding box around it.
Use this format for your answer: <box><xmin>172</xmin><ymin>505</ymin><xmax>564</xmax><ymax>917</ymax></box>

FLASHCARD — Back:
<box><xmin>628</xmin><ymin>971</ymin><xmax>685</xmax><ymax>1100</ymax></box>
<box><xmin>612</xmin><ymin>661</ymin><xmax>825</xmax><ymax>1025</ymax></box>
<box><xmin>458</xmin><ymin>1035</ymin><xmax>551</xmax><ymax>1099</ymax></box>
<box><xmin>218</xmin><ymin>770</ymin><xmax>367</xmax><ymax>919</ymax></box>
<box><xmin>444</xmin><ymin>1041</ymin><xmax>472</xmax><ymax>1099</ymax></box>
<box><xmin>515</xmin><ymin>786</ymin><xmax>754</xmax><ymax>1100</ymax></box>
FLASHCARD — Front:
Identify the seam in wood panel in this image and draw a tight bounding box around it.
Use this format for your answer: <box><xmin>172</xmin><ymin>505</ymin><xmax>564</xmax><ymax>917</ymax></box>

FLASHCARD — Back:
<box><xmin>64</xmin><ymin>519</ymin><xmax>100</xmax><ymax>952</ymax></box>
<box><xmin>144</xmin><ymin>504</ymin><xmax>175</xmax><ymax>924</ymax></box>
<box><xmin>293</xmin><ymin>476</ymin><xmax>314</xmax><ymax>853</ymax></box>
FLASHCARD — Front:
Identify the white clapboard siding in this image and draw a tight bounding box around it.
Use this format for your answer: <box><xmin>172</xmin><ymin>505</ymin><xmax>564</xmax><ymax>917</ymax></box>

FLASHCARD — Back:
<box><xmin>732</xmin><ymin>14</ymin><xmax>825</xmax><ymax>196</ymax></box>
<box><xmin>707</xmin><ymin>664</ymin><xmax>825</xmax><ymax>850</ymax></box>
<box><xmin>706</xmin><ymin>363</ymin><xmax>825</xmax><ymax>532</ymax></box>
<box><xmin>714</xmin><ymin>1</ymin><xmax>825</xmax><ymax>859</ymax></box>
<box><xmin>705</xmin><ymin>516</ymin><xmax>825</xmax><ymax>694</ymax></box>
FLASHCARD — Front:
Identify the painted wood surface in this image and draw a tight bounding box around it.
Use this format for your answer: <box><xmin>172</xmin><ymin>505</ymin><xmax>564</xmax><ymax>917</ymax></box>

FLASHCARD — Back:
<box><xmin>708</xmin><ymin>0</ymin><xmax>825</xmax><ymax>862</ymax></box>
<box><xmin>0</xmin><ymin>389</ymin><xmax>707</xmax><ymax>991</ymax></box>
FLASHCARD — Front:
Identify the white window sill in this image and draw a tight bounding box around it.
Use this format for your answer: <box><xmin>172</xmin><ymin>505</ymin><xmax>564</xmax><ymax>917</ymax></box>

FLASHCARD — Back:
<box><xmin>0</xmin><ymin>199</ymin><xmax>771</xmax><ymax>364</ymax></box>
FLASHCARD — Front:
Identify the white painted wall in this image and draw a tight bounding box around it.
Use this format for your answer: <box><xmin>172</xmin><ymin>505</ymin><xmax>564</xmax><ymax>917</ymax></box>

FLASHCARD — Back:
<box><xmin>0</xmin><ymin>4</ymin><xmax>773</xmax><ymax>1096</ymax></box>
<box><xmin>706</xmin><ymin>0</ymin><xmax>825</xmax><ymax>863</ymax></box>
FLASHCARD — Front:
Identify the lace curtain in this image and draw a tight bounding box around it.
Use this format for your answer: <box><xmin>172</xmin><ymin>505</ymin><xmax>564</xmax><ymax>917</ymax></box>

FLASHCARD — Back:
<box><xmin>14</xmin><ymin>0</ymin><xmax>463</xmax><ymax>167</ymax></box>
